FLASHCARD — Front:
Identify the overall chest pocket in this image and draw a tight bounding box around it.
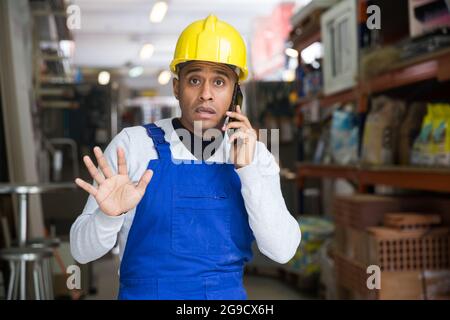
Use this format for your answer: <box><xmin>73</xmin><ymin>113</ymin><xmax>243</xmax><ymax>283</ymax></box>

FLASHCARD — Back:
<box><xmin>172</xmin><ymin>185</ymin><xmax>232</xmax><ymax>255</ymax></box>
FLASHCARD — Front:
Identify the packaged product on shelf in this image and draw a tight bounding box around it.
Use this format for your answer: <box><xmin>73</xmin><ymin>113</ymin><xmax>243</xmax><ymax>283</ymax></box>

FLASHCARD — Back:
<box><xmin>287</xmin><ymin>216</ymin><xmax>334</xmax><ymax>276</ymax></box>
<box><xmin>330</xmin><ymin>106</ymin><xmax>359</xmax><ymax>165</ymax></box>
<box><xmin>399</xmin><ymin>102</ymin><xmax>426</xmax><ymax>165</ymax></box>
<box><xmin>430</xmin><ymin>104</ymin><xmax>443</xmax><ymax>165</ymax></box>
<box><xmin>361</xmin><ymin>96</ymin><xmax>405</xmax><ymax>165</ymax></box>
<box><xmin>445</xmin><ymin>105</ymin><xmax>450</xmax><ymax>166</ymax></box>
<box><xmin>411</xmin><ymin>104</ymin><xmax>434</xmax><ymax>166</ymax></box>
<box><xmin>360</xmin><ymin>46</ymin><xmax>401</xmax><ymax>79</ymax></box>
<box><xmin>433</xmin><ymin>104</ymin><xmax>450</xmax><ymax>166</ymax></box>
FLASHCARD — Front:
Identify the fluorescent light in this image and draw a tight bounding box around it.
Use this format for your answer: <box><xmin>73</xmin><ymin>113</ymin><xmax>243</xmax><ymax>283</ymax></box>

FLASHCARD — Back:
<box><xmin>301</xmin><ymin>42</ymin><xmax>323</xmax><ymax>64</ymax></box>
<box><xmin>158</xmin><ymin>70</ymin><xmax>171</xmax><ymax>85</ymax></box>
<box><xmin>98</xmin><ymin>71</ymin><xmax>110</xmax><ymax>85</ymax></box>
<box><xmin>285</xmin><ymin>48</ymin><xmax>299</xmax><ymax>58</ymax></box>
<box><xmin>149</xmin><ymin>1</ymin><xmax>168</xmax><ymax>23</ymax></box>
<box><xmin>129</xmin><ymin>66</ymin><xmax>144</xmax><ymax>78</ymax></box>
<box><xmin>139</xmin><ymin>43</ymin><xmax>154</xmax><ymax>60</ymax></box>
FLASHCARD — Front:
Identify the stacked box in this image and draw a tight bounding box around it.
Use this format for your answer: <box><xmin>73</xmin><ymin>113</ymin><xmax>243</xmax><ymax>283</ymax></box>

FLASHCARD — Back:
<box><xmin>332</xmin><ymin>194</ymin><xmax>450</xmax><ymax>299</ymax></box>
<box><xmin>367</xmin><ymin>225</ymin><xmax>450</xmax><ymax>271</ymax></box>
<box><xmin>334</xmin><ymin>252</ymin><xmax>450</xmax><ymax>300</ymax></box>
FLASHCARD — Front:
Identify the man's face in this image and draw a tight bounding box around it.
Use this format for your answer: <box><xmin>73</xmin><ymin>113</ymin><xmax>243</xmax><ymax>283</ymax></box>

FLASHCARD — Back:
<box><xmin>173</xmin><ymin>61</ymin><xmax>237</xmax><ymax>132</ymax></box>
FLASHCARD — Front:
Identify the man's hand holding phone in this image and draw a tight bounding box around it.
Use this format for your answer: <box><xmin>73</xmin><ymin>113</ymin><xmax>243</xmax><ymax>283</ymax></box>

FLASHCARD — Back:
<box><xmin>222</xmin><ymin>105</ymin><xmax>257</xmax><ymax>169</ymax></box>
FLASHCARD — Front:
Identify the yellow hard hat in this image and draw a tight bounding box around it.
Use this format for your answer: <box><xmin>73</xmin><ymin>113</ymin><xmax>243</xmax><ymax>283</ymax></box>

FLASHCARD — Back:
<box><xmin>170</xmin><ymin>14</ymin><xmax>248</xmax><ymax>82</ymax></box>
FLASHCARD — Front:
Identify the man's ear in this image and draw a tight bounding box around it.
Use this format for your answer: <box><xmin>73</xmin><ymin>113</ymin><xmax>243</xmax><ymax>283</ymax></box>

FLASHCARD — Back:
<box><xmin>173</xmin><ymin>78</ymin><xmax>179</xmax><ymax>100</ymax></box>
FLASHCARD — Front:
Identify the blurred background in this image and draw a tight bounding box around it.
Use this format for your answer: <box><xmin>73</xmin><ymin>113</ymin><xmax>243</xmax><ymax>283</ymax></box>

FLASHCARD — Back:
<box><xmin>1</xmin><ymin>0</ymin><xmax>450</xmax><ymax>300</ymax></box>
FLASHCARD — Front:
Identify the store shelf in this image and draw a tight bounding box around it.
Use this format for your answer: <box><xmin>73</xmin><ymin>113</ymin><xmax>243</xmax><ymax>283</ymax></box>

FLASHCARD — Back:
<box><xmin>297</xmin><ymin>163</ymin><xmax>450</xmax><ymax>193</ymax></box>
<box><xmin>31</xmin><ymin>9</ymin><xmax>67</xmax><ymax>16</ymax></box>
<box><xmin>295</xmin><ymin>43</ymin><xmax>450</xmax><ymax>114</ymax></box>
<box><xmin>320</xmin><ymin>88</ymin><xmax>357</xmax><ymax>107</ymax></box>
<box><xmin>297</xmin><ymin>89</ymin><xmax>357</xmax><ymax>109</ymax></box>
<box><xmin>40</xmin><ymin>54</ymin><xmax>71</xmax><ymax>61</ymax></box>
<box><xmin>361</xmin><ymin>48</ymin><xmax>450</xmax><ymax>94</ymax></box>
<box><xmin>39</xmin><ymin>76</ymin><xmax>75</xmax><ymax>84</ymax></box>
<box><xmin>37</xmin><ymin>88</ymin><xmax>75</xmax><ymax>97</ymax></box>
<box><xmin>39</xmin><ymin>101</ymin><xmax>79</xmax><ymax>109</ymax></box>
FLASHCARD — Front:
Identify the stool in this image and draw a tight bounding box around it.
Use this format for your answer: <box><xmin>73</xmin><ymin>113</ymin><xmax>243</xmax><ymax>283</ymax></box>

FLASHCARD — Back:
<box><xmin>0</xmin><ymin>247</ymin><xmax>53</xmax><ymax>300</ymax></box>
<box><xmin>27</xmin><ymin>237</ymin><xmax>61</xmax><ymax>248</ymax></box>
<box><xmin>27</xmin><ymin>237</ymin><xmax>61</xmax><ymax>300</ymax></box>
<box><xmin>9</xmin><ymin>237</ymin><xmax>61</xmax><ymax>300</ymax></box>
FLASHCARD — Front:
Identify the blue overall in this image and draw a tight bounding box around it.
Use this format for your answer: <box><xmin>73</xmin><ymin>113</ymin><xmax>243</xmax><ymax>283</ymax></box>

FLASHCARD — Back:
<box><xmin>118</xmin><ymin>123</ymin><xmax>255</xmax><ymax>300</ymax></box>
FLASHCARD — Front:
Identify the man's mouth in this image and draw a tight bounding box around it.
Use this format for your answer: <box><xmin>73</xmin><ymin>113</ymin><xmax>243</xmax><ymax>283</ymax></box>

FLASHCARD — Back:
<box><xmin>194</xmin><ymin>106</ymin><xmax>217</xmax><ymax>119</ymax></box>
<box><xmin>195</xmin><ymin>106</ymin><xmax>216</xmax><ymax>114</ymax></box>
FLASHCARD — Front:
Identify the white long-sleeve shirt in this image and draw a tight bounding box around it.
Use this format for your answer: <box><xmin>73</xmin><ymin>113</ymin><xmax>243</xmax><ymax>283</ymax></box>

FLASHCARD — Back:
<box><xmin>70</xmin><ymin>117</ymin><xmax>301</xmax><ymax>265</ymax></box>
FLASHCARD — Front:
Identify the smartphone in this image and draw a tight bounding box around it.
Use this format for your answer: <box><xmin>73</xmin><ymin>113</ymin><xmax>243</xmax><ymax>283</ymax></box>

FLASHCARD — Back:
<box><xmin>229</xmin><ymin>84</ymin><xmax>243</xmax><ymax>120</ymax></box>
<box><xmin>224</xmin><ymin>84</ymin><xmax>243</xmax><ymax>137</ymax></box>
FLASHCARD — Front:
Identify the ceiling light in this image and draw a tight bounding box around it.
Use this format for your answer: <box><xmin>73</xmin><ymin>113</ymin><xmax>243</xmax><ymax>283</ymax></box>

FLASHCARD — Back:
<box><xmin>158</xmin><ymin>70</ymin><xmax>171</xmax><ymax>85</ymax></box>
<box><xmin>139</xmin><ymin>43</ymin><xmax>154</xmax><ymax>60</ymax></box>
<box><xmin>98</xmin><ymin>71</ymin><xmax>110</xmax><ymax>85</ymax></box>
<box><xmin>149</xmin><ymin>1</ymin><xmax>168</xmax><ymax>23</ymax></box>
<box><xmin>129</xmin><ymin>66</ymin><xmax>144</xmax><ymax>78</ymax></box>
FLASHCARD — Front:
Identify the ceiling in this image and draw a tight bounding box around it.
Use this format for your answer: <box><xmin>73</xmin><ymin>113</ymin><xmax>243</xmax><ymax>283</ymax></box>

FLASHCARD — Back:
<box><xmin>71</xmin><ymin>0</ymin><xmax>294</xmax><ymax>89</ymax></box>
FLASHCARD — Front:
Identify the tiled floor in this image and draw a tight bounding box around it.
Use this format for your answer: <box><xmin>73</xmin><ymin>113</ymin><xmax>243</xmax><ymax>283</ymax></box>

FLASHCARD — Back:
<box><xmin>85</xmin><ymin>255</ymin><xmax>312</xmax><ymax>300</ymax></box>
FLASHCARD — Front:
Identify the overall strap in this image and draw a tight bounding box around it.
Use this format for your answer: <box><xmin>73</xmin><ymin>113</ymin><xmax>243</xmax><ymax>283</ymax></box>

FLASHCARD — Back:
<box><xmin>143</xmin><ymin>123</ymin><xmax>171</xmax><ymax>159</ymax></box>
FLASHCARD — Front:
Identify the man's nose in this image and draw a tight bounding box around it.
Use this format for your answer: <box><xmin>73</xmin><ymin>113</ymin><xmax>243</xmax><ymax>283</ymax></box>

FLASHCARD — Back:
<box><xmin>199</xmin><ymin>82</ymin><xmax>213</xmax><ymax>101</ymax></box>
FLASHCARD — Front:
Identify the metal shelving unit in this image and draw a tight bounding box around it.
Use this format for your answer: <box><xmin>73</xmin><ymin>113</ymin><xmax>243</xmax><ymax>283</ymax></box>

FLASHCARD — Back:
<box><xmin>297</xmin><ymin>163</ymin><xmax>450</xmax><ymax>194</ymax></box>
<box><xmin>291</xmin><ymin>3</ymin><xmax>450</xmax><ymax>203</ymax></box>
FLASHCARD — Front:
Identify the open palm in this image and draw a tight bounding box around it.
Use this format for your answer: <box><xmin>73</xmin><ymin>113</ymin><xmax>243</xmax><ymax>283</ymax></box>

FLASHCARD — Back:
<box><xmin>75</xmin><ymin>146</ymin><xmax>153</xmax><ymax>216</ymax></box>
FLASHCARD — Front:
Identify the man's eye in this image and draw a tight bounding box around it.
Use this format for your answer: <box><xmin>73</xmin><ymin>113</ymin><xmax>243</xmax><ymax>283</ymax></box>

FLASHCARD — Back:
<box><xmin>215</xmin><ymin>79</ymin><xmax>224</xmax><ymax>86</ymax></box>
<box><xmin>189</xmin><ymin>78</ymin><xmax>200</xmax><ymax>85</ymax></box>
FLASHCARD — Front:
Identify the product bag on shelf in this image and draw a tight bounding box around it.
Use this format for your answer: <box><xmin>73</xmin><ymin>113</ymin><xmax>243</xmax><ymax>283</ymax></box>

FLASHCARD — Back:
<box><xmin>361</xmin><ymin>96</ymin><xmax>405</xmax><ymax>165</ymax></box>
<box><xmin>288</xmin><ymin>216</ymin><xmax>334</xmax><ymax>277</ymax></box>
<box><xmin>398</xmin><ymin>102</ymin><xmax>427</xmax><ymax>165</ymax></box>
<box><xmin>433</xmin><ymin>104</ymin><xmax>450</xmax><ymax>167</ymax></box>
<box><xmin>330</xmin><ymin>106</ymin><xmax>359</xmax><ymax>165</ymax></box>
<box><xmin>411</xmin><ymin>104</ymin><xmax>438</xmax><ymax>166</ymax></box>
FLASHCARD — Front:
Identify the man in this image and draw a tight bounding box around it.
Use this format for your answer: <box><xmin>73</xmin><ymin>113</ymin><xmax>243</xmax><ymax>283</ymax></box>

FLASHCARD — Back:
<box><xmin>70</xmin><ymin>14</ymin><xmax>301</xmax><ymax>300</ymax></box>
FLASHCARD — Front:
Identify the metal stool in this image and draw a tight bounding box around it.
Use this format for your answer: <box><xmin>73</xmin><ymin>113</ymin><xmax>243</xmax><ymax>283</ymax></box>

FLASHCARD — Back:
<box><xmin>27</xmin><ymin>237</ymin><xmax>61</xmax><ymax>300</ymax></box>
<box><xmin>0</xmin><ymin>247</ymin><xmax>53</xmax><ymax>300</ymax></box>
<box><xmin>8</xmin><ymin>237</ymin><xmax>61</xmax><ymax>300</ymax></box>
<box><xmin>0</xmin><ymin>183</ymin><xmax>75</xmax><ymax>300</ymax></box>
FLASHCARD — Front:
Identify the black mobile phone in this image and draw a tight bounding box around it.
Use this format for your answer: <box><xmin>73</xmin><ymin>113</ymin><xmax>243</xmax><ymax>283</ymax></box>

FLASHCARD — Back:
<box><xmin>228</xmin><ymin>84</ymin><xmax>243</xmax><ymax>122</ymax></box>
<box><xmin>224</xmin><ymin>83</ymin><xmax>243</xmax><ymax>138</ymax></box>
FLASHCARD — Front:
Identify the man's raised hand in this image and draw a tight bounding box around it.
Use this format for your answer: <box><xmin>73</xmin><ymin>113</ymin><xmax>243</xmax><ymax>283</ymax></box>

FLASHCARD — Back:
<box><xmin>75</xmin><ymin>146</ymin><xmax>153</xmax><ymax>216</ymax></box>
